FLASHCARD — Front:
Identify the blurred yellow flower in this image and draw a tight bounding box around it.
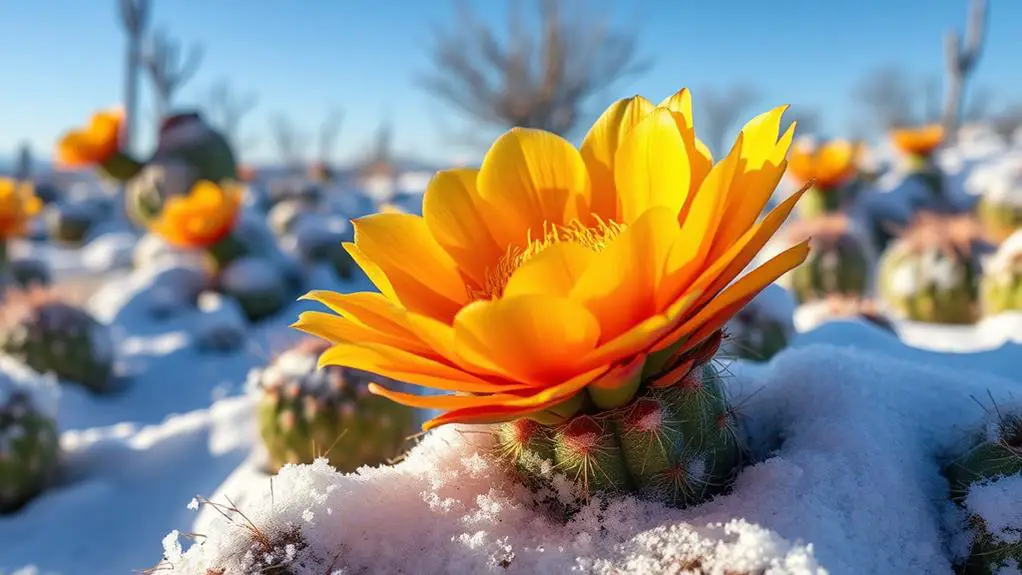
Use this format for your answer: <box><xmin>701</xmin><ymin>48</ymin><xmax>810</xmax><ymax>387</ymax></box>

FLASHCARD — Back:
<box><xmin>0</xmin><ymin>179</ymin><xmax>42</xmax><ymax>240</ymax></box>
<box><xmin>148</xmin><ymin>181</ymin><xmax>242</xmax><ymax>248</ymax></box>
<box><xmin>889</xmin><ymin>124</ymin><xmax>944</xmax><ymax>157</ymax></box>
<box><xmin>293</xmin><ymin>88</ymin><xmax>809</xmax><ymax>430</ymax></box>
<box><xmin>55</xmin><ymin>108</ymin><xmax>124</xmax><ymax>168</ymax></box>
<box><xmin>788</xmin><ymin>139</ymin><xmax>859</xmax><ymax>190</ymax></box>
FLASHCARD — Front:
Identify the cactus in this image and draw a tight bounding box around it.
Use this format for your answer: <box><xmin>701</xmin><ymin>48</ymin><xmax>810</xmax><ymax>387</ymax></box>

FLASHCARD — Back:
<box><xmin>217</xmin><ymin>257</ymin><xmax>290</xmax><ymax>322</ymax></box>
<box><xmin>287</xmin><ymin>217</ymin><xmax>356</xmax><ymax>280</ymax></box>
<box><xmin>0</xmin><ymin>288</ymin><xmax>116</xmax><ymax>394</ymax></box>
<box><xmin>494</xmin><ymin>332</ymin><xmax>742</xmax><ymax>515</ymax></box>
<box><xmin>878</xmin><ymin>214</ymin><xmax>992</xmax><ymax>324</ymax></box>
<box><xmin>977</xmin><ymin>197</ymin><xmax>1022</xmax><ymax>246</ymax></box>
<box><xmin>980</xmin><ymin>231</ymin><xmax>1022</xmax><ymax>316</ymax></box>
<box><xmin>0</xmin><ymin>383</ymin><xmax>59</xmax><ymax>513</ymax></box>
<box><xmin>252</xmin><ymin>338</ymin><xmax>417</xmax><ymax>473</ymax></box>
<box><xmin>945</xmin><ymin>403</ymin><xmax>1022</xmax><ymax>574</ymax></box>
<box><xmin>973</xmin><ymin>161</ymin><xmax>1022</xmax><ymax>244</ymax></box>
<box><xmin>46</xmin><ymin>202</ymin><xmax>100</xmax><ymax>246</ymax></box>
<box><xmin>722</xmin><ymin>284</ymin><xmax>793</xmax><ymax>362</ymax></box>
<box><xmin>785</xmin><ymin>216</ymin><xmax>872</xmax><ymax>304</ymax></box>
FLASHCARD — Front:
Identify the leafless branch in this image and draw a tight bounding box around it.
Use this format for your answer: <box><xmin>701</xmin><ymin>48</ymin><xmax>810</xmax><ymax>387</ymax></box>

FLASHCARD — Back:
<box><xmin>418</xmin><ymin>0</ymin><xmax>651</xmax><ymax>137</ymax></box>
<box><xmin>782</xmin><ymin>105</ymin><xmax>820</xmax><ymax>138</ymax></box>
<box><xmin>270</xmin><ymin>114</ymin><xmax>309</xmax><ymax>169</ymax></box>
<box><xmin>852</xmin><ymin>66</ymin><xmax>919</xmax><ymax>131</ymax></box>
<box><xmin>317</xmin><ymin>108</ymin><xmax>344</xmax><ymax>164</ymax></box>
<box><xmin>697</xmin><ymin>85</ymin><xmax>759</xmax><ymax>157</ymax></box>
<box><xmin>143</xmin><ymin>29</ymin><xmax>204</xmax><ymax>119</ymax></box>
<box><xmin>205</xmin><ymin>80</ymin><xmax>259</xmax><ymax>153</ymax></box>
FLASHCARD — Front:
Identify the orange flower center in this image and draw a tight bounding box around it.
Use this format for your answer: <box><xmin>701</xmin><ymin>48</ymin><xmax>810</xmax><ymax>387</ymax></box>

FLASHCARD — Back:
<box><xmin>472</xmin><ymin>218</ymin><xmax>624</xmax><ymax>300</ymax></box>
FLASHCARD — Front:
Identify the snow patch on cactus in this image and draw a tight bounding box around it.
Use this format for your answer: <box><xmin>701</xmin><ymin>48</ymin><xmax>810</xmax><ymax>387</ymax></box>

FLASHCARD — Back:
<box><xmin>964</xmin><ymin>474</ymin><xmax>1022</xmax><ymax>545</ymax></box>
<box><xmin>220</xmin><ymin>257</ymin><xmax>283</xmax><ymax>295</ymax></box>
<box><xmin>986</xmin><ymin>230</ymin><xmax>1022</xmax><ymax>277</ymax></box>
<box><xmin>966</xmin><ymin>153</ymin><xmax>1022</xmax><ymax>206</ymax></box>
<box><xmin>0</xmin><ymin>356</ymin><xmax>59</xmax><ymax>419</ymax></box>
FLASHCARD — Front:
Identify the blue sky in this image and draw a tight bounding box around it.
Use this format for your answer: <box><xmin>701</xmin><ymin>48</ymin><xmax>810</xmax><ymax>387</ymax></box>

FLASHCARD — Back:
<box><xmin>1</xmin><ymin>0</ymin><xmax>1020</xmax><ymax>165</ymax></box>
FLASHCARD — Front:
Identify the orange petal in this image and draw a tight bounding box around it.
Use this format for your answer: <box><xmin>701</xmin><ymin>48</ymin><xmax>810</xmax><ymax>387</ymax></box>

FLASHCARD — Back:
<box><xmin>476</xmin><ymin>128</ymin><xmax>591</xmax><ymax>248</ymax></box>
<box><xmin>579</xmin><ymin>95</ymin><xmax>655</xmax><ymax>222</ymax></box>
<box><xmin>318</xmin><ymin>342</ymin><xmax>525</xmax><ymax>394</ymax></box>
<box><xmin>657</xmin><ymin>88</ymin><xmax>713</xmax><ymax>200</ymax></box>
<box><xmin>367</xmin><ymin>382</ymin><xmax>526</xmax><ymax>411</ymax></box>
<box><xmin>421</xmin><ymin>169</ymin><xmax>503</xmax><ymax>286</ymax></box>
<box><xmin>502</xmin><ymin>241</ymin><xmax>598</xmax><ymax>298</ymax></box>
<box><xmin>613</xmin><ymin>108</ymin><xmax>692</xmax><ymax>224</ymax></box>
<box><xmin>343</xmin><ymin>243</ymin><xmax>399</xmax><ymax>302</ymax></box>
<box><xmin>452</xmin><ymin>295</ymin><xmax>601</xmax><ymax>385</ymax></box>
<box><xmin>571</xmin><ymin>206</ymin><xmax>679</xmax><ymax>342</ymax></box>
<box><xmin>421</xmin><ymin>366</ymin><xmax>609</xmax><ymax>430</ymax></box>
<box><xmin>351</xmin><ymin>213</ymin><xmax>469</xmax><ymax>322</ymax></box>
<box><xmin>291</xmin><ymin>311</ymin><xmax>434</xmax><ymax>356</ymax></box>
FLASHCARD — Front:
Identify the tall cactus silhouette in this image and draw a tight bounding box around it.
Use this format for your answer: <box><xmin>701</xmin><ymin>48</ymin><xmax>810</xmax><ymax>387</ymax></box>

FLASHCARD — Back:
<box><xmin>143</xmin><ymin>29</ymin><xmax>203</xmax><ymax>121</ymax></box>
<box><xmin>941</xmin><ymin>0</ymin><xmax>987</xmax><ymax>145</ymax></box>
<box><xmin>118</xmin><ymin>0</ymin><xmax>149</xmax><ymax>155</ymax></box>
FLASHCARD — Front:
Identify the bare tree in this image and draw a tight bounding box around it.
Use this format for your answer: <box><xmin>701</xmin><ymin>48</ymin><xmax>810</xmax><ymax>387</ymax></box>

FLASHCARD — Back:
<box><xmin>118</xmin><ymin>0</ymin><xmax>150</xmax><ymax>154</ymax></box>
<box><xmin>782</xmin><ymin>105</ymin><xmax>820</xmax><ymax>138</ymax></box>
<box><xmin>942</xmin><ymin>0</ymin><xmax>987</xmax><ymax>145</ymax></box>
<box><xmin>143</xmin><ymin>29</ymin><xmax>203</xmax><ymax>120</ymax></box>
<box><xmin>852</xmin><ymin>66</ymin><xmax>918</xmax><ymax>132</ymax></box>
<box><xmin>419</xmin><ymin>0</ymin><xmax>651</xmax><ymax>137</ymax></box>
<box><xmin>697</xmin><ymin>85</ymin><xmax>759</xmax><ymax>157</ymax></box>
<box><xmin>270</xmin><ymin>114</ymin><xmax>309</xmax><ymax>171</ymax></box>
<box><xmin>205</xmin><ymin>80</ymin><xmax>259</xmax><ymax>153</ymax></box>
<box><xmin>316</xmin><ymin>108</ymin><xmax>344</xmax><ymax>166</ymax></box>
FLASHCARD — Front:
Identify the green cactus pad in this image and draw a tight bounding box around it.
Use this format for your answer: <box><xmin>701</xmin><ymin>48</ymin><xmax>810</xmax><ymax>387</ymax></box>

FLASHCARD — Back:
<box><xmin>255</xmin><ymin>339</ymin><xmax>418</xmax><ymax>473</ymax></box>
<box><xmin>878</xmin><ymin>237</ymin><xmax>986</xmax><ymax>324</ymax></box>
<box><xmin>790</xmin><ymin>232</ymin><xmax>871</xmax><ymax>304</ymax></box>
<box><xmin>945</xmin><ymin>409</ymin><xmax>1022</xmax><ymax>574</ymax></box>
<box><xmin>980</xmin><ymin>238</ymin><xmax>1022</xmax><ymax>317</ymax></box>
<box><xmin>0</xmin><ymin>389</ymin><xmax>59</xmax><ymax>513</ymax></box>
<box><xmin>496</xmin><ymin>357</ymin><xmax>742</xmax><ymax>515</ymax></box>
<box><xmin>0</xmin><ymin>293</ymin><xmax>115</xmax><ymax>394</ymax></box>
<box><xmin>977</xmin><ymin>197</ymin><xmax>1022</xmax><ymax>245</ymax></box>
<box><xmin>96</xmin><ymin>150</ymin><xmax>144</xmax><ymax>183</ymax></box>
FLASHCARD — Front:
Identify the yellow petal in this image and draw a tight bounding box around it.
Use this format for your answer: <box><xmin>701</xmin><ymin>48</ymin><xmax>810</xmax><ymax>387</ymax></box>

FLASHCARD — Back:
<box><xmin>658</xmin><ymin>88</ymin><xmax>713</xmax><ymax>197</ymax></box>
<box><xmin>351</xmin><ymin>213</ymin><xmax>469</xmax><ymax>322</ymax></box>
<box><xmin>579</xmin><ymin>96</ymin><xmax>655</xmax><ymax>222</ymax></box>
<box><xmin>476</xmin><ymin>128</ymin><xmax>591</xmax><ymax>248</ymax></box>
<box><xmin>453</xmin><ymin>295</ymin><xmax>601</xmax><ymax>385</ymax></box>
<box><xmin>571</xmin><ymin>206</ymin><xmax>679</xmax><ymax>342</ymax></box>
<box><xmin>343</xmin><ymin>243</ymin><xmax>399</xmax><ymax>302</ymax></box>
<box><xmin>421</xmin><ymin>169</ymin><xmax>503</xmax><ymax>286</ymax></box>
<box><xmin>502</xmin><ymin>241</ymin><xmax>598</xmax><ymax>298</ymax></box>
<box><xmin>291</xmin><ymin>311</ymin><xmax>433</xmax><ymax>356</ymax></box>
<box><xmin>613</xmin><ymin>108</ymin><xmax>692</xmax><ymax>224</ymax></box>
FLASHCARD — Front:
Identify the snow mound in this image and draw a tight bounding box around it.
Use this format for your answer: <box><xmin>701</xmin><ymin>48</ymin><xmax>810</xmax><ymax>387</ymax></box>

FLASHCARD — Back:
<box><xmin>162</xmin><ymin>341</ymin><xmax>1022</xmax><ymax>574</ymax></box>
<box><xmin>221</xmin><ymin>257</ymin><xmax>284</xmax><ymax>295</ymax></box>
<box><xmin>0</xmin><ymin>355</ymin><xmax>60</xmax><ymax>418</ymax></box>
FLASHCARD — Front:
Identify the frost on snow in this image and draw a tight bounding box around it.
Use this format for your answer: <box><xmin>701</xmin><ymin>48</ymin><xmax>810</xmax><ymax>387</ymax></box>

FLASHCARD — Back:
<box><xmin>160</xmin><ymin>342</ymin><xmax>1022</xmax><ymax>575</ymax></box>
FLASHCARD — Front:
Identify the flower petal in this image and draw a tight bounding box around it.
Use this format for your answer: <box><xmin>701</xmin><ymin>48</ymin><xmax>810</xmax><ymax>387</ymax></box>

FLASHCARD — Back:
<box><xmin>351</xmin><ymin>213</ymin><xmax>469</xmax><ymax>321</ymax></box>
<box><xmin>476</xmin><ymin>128</ymin><xmax>591</xmax><ymax>248</ymax></box>
<box><xmin>453</xmin><ymin>295</ymin><xmax>601</xmax><ymax>385</ymax></box>
<box><xmin>579</xmin><ymin>96</ymin><xmax>655</xmax><ymax>222</ymax></box>
<box><xmin>421</xmin><ymin>169</ymin><xmax>503</xmax><ymax>286</ymax></box>
<box><xmin>502</xmin><ymin>241</ymin><xmax>599</xmax><ymax>298</ymax></box>
<box><xmin>571</xmin><ymin>206</ymin><xmax>679</xmax><ymax>342</ymax></box>
<box><xmin>613</xmin><ymin>108</ymin><xmax>692</xmax><ymax>224</ymax></box>
<box><xmin>657</xmin><ymin>88</ymin><xmax>713</xmax><ymax>199</ymax></box>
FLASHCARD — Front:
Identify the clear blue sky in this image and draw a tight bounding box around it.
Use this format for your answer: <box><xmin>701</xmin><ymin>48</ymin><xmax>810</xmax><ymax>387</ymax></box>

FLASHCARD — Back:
<box><xmin>0</xmin><ymin>0</ymin><xmax>1019</xmax><ymax>166</ymax></box>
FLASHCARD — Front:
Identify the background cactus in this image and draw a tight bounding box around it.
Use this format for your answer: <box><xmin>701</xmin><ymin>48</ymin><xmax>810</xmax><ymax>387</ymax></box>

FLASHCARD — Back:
<box><xmin>0</xmin><ymin>288</ymin><xmax>116</xmax><ymax>394</ymax></box>
<box><xmin>944</xmin><ymin>401</ymin><xmax>1022</xmax><ymax>574</ymax></box>
<box><xmin>495</xmin><ymin>333</ymin><xmax>742</xmax><ymax>516</ymax></box>
<box><xmin>973</xmin><ymin>162</ymin><xmax>1022</xmax><ymax>245</ymax></box>
<box><xmin>251</xmin><ymin>338</ymin><xmax>418</xmax><ymax>474</ymax></box>
<box><xmin>878</xmin><ymin>214</ymin><xmax>992</xmax><ymax>324</ymax></box>
<box><xmin>723</xmin><ymin>284</ymin><xmax>794</xmax><ymax>362</ymax></box>
<box><xmin>45</xmin><ymin>201</ymin><xmax>102</xmax><ymax>246</ymax></box>
<box><xmin>0</xmin><ymin>382</ymin><xmax>59</xmax><ymax>513</ymax></box>
<box><xmin>784</xmin><ymin>216</ymin><xmax>872</xmax><ymax>304</ymax></box>
<box><xmin>979</xmin><ymin>231</ymin><xmax>1022</xmax><ymax>316</ymax></box>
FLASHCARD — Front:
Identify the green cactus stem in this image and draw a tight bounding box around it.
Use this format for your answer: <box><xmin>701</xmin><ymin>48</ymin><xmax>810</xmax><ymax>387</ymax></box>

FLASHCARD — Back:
<box><xmin>790</xmin><ymin>232</ymin><xmax>871</xmax><ymax>304</ymax></box>
<box><xmin>0</xmin><ymin>389</ymin><xmax>59</xmax><ymax>513</ymax></box>
<box><xmin>0</xmin><ymin>289</ymin><xmax>116</xmax><ymax>394</ymax></box>
<box><xmin>945</xmin><ymin>408</ymin><xmax>1022</xmax><ymax>574</ymax></box>
<box><xmin>796</xmin><ymin>185</ymin><xmax>844</xmax><ymax>220</ymax></box>
<box><xmin>96</xmin><ymin>149</ymin><xmax>144</xmax><ymax>183</ymax></box>
<box><xmin>494</xmin><ymin>332</ymin><xmax>742</xmax><ymax>516</ymax></box>
<box><xmin>878</xmin><ymin>238</ymin><xmax>986</xmax><ymax>324</ymax></box>
<box><xmin>977</xmin><ymin>197</ymin><xmax>1022</xmax><ymax>245</ymax></box>
<box><xmin>255</xmin><ymin>339</ymin><xmax>418</xmax><ymax>473</ymax></box>
<box><xmin>979</xmin><ymin>242</ymin><xmax>1022</xmax><ymax>317</ymax></box>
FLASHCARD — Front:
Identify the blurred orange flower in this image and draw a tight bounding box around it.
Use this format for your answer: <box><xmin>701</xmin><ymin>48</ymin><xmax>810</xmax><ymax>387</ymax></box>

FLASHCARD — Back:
<box><xmin>148</xmin><ymin>181</ymin><xmax>242</xmax><ymax>248</ymax></box>
<box><xmin>889</xmin><ymin>124</ymin><xmax>944</xmax><ymax>156</ymax></box>
<box><xmin>787</xmin><ymin>139</ymin><xmax>859</xmax><ymax>190</ymax></box>
<box><xmin>55</xmin><ymin>108</ymin><xmax>124</xmax><ymax>168</ymax></box>
<box><xmin>292</xmin><ymin>87</ymin><xmax>810</xmax><ymax>431</ymax></box>
<box><xmin>0</xmin><ymin>179</ymin><xmax>42</xmax><ymax>240</ymax></box>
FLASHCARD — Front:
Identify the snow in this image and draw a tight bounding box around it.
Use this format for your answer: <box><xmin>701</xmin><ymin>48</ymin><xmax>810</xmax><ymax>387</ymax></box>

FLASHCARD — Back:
<box><xmin>0</xmin><ymin>355</ymin><xmax>60</xmax><ymax>419</ymax></box>
<box><xmin>965</xmin><ymin>476</ymin><xmax>1022</xmax><ymax>545</ymax></box>
<box><xmin>221</xmin><ymin>256</ymin><xmax>284</xmax><ymax>294</ymax></box>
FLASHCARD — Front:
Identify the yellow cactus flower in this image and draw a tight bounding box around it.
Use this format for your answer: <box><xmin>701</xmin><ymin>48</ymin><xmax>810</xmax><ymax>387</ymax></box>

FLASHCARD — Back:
<box><xmin>148</xmin><ymin>181</ymin><xmax>242</xmax><ymax>249</ymax></box>
<box><xmin>889</xmin><ymin>124</ymin><xmax>944</xmax><ymax>157</ymax></box>
<box><xmin>292</xmin><ymin>88</ymin><xmax>810</xmax><ymax>431</ymax></box>
<box><xmin>55</xmin><ymin>108</ymin><xmax>124</xmax><ymax>168</ymax></box>
<box><xmin>787</xmin><ymin>138</ymin><xmax>860</xmax><ymax>191</ymax></box>
<box><xmin>0</xmin><ymin>179</ymin><xmax>42</xmax><ymax>240</ymax></box>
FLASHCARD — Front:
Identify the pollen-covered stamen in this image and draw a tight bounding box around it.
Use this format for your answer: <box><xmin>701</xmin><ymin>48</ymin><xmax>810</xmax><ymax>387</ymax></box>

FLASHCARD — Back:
<box><xmin>470</xmin><ymin>217</ymin><xmax>624</xmax><ymax>300</ymax></box>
